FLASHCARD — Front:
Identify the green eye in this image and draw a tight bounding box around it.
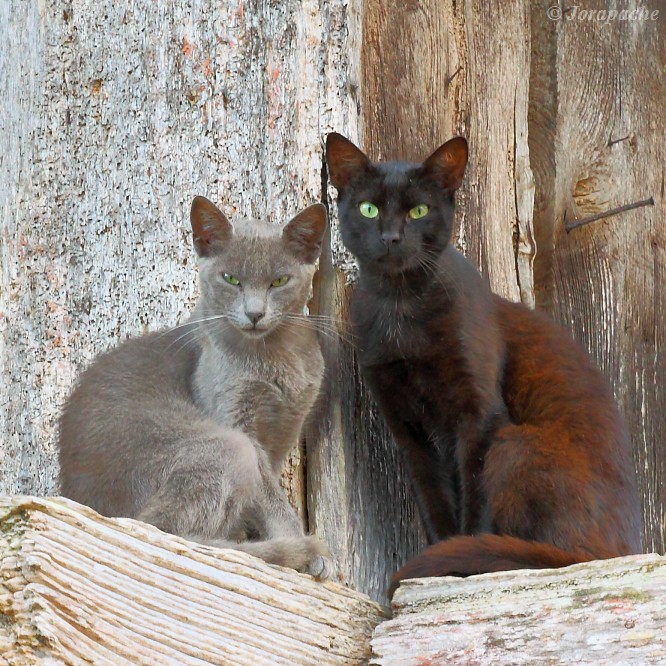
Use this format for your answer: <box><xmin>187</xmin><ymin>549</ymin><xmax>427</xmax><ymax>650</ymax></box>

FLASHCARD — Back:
<box><xmin>271</xmin><ymin>275</ymin><xmax>290</xmax><ymax>288</ymax></box>
<box><xmin>359</xmin><ymin>201</ymin><xmax>379</xmax><ymax>218</ymax></box>
<box><xmin>222</xmin><ymin>273</ymin><xmax>240</xmax><ymax>286</ymax></box>
<box><xmin>408</xmin><ymin>204</ymin><xmax>429</xmax><ymax>220</ymax></box>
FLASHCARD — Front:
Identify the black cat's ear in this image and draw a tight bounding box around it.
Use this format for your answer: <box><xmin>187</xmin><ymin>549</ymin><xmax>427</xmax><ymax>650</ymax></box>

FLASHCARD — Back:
<box><xmin>422</xmin><ymin>137</ymin><xmax>468</xmax><ymax>194</ymax></box>
<box><xmin>190</xmin><ymin>196</ymin><xmax>233</xmax><ymax>257</ymax></box>
<box><xmin>325</xmin><ymin>133</ymin><xmax>370</xmax><ymax>191</ymax></box>
<box><xmin>283</xmin><ymin>203</ymin><xmax>328</xmax><ymax>264</ymax></box>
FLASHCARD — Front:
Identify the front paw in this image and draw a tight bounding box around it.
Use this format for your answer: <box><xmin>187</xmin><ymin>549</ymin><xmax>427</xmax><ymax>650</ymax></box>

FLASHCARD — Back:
<box><xmin>305</xmin><ymin>553</ymin><xmax>335</xmax><ymax>580</ymax></box>
<box><xmin>298</xmin><ymin>535</ymin><xmax>335</xmax><ymax>580</ymax></box>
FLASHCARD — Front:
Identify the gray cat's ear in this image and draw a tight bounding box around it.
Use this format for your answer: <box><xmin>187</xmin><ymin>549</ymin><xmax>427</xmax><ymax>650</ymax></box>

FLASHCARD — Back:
<box><xmin>283</xmin><ymin>203</ymin><xmax>328</xmax><ymax>264</ymax></box>
<box><xmin>190</xmin><ymin>196</ymin><xmax>233</xmax><ymax>257</ymax></box>
<box><xmin>422</xmin><ymin>137</ymin><xmax>468</xmax><ymax>194</ymax></box>
<box><xmin>325</xmin><ymin>133</ymin><xmax>370</xmax><ymax>191</ymax></box>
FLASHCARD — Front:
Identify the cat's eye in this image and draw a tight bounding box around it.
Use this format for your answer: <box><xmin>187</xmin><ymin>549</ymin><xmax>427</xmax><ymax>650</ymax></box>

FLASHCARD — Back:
<box><xmin>271</xmin><ymin>275</ymin><xmax>290</xmax><ymax>288</ymax></box>
<box><xmin>359</xmin><ymin>201</ymin><xmax>379</xmax><ymax>218</ymax></box>
<box><xmin>408</xmin><ymin>204</ymin><xmax>429</xmax><ymax>220</ymax></box>
<box><xmin>222</xmin><ymin>273</ymin><xmax>241</xmax><ymax>286</ymax></box>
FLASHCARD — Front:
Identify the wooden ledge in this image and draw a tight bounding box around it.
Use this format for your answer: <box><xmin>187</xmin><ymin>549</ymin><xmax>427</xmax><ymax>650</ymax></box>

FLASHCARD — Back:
<box><xmin>372</xmin><ymin>551</ymin><xmax>666</xmax><ymax>664</ymax></box>
<box><xmin>0</xmin><ymin>496</ymin><xmax>386</xmax><ymax>665</ymax></box>
<box><xmin>4</xmin><ymin>496</ymin><xmax>665</xmax><ymax>665</ymax></box>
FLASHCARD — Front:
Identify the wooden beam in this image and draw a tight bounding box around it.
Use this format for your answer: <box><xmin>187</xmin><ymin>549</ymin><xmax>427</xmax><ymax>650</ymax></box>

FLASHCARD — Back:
<box><xmin>0</xmin><ymin>496</ymin><xmax>386</xmax><ymax>665</ymax></box>
<box><xmin>372</xmin><ymin>554</ymin><xmax>666</xmax><ymax>664</ymax></box>
<box><xmin>528</xmin><ymin>0</ymin><xmax>666</xmax><ymax>552</ymax></box>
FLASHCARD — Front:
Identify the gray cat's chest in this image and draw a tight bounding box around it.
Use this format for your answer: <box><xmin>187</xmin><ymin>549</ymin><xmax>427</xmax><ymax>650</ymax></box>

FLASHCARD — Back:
<box><xmin>194</xmin><ymin>346</ymin><xmax>322</xmax><ymax>461</ymax></box>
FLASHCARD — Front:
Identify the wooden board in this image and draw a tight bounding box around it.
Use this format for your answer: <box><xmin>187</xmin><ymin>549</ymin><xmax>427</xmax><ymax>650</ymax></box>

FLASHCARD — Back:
<box><xmin>0</xmin><ymin>495</ymin><xmax>386</xmax><ymax>665</ymax></box>
<box><xmin>528</xmin><ymin>1</ymin><xmax>666</xmax><ymax>551</ymax></box>
<box><xmin>372</xmin><ymin>554</ymin><xmax>666</xmax><ymax>665</ymax></box>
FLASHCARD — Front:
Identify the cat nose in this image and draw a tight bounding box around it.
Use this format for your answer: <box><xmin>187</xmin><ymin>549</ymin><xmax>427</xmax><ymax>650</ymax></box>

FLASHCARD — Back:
<box><xmin>381</xmin><ymin>231</ymin><xmax>402</xmax><ymax>246</ymax></box>
<box><xmin>246</xmin><ymin>311</ymin><xmax>265</xmax><ymax>325</ymax></box>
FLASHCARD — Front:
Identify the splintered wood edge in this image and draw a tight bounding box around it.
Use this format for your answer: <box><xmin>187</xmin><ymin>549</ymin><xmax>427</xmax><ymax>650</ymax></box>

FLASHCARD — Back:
<box><xmin>372</xmin><ymin>553</ymin><xmax>666</xmax><ymax>665</ymax></box>
<box><xmin>390</xmin><ymin>553</ymin><xmax>666</xmax><ymax>612</ymax></box>
<box><xmin>0</xmin><ymin>495</ymin><xmax>387</xmax><ymax>666</ymax></box>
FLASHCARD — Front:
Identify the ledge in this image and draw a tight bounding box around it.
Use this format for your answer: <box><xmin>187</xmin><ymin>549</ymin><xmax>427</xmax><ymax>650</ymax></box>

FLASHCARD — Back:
<box><xmin>0</xmin><ymin>496</ymin><xmax>386</xmax><ymax>665</ymax></box>
<box><xmin>372</xmin><ymin>551</ymin><xmax>666</xmax><ymax>664</ymax></box>
<box><xmin>3</xmin><ymin>496</ymin><xmax>665</xmax><ymax>665</ymax></box>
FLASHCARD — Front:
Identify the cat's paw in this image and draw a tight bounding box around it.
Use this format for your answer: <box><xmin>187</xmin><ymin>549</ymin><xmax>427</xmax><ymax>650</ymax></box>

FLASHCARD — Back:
<box><xmin>304</xmin><ymin>553</ymin><xmax>335</xmax><ymax>580</ymax></box>
<box><xmin>297</xmin><ymin>535</ymin><xmax>334</xmax><ymax>580</ymax></box>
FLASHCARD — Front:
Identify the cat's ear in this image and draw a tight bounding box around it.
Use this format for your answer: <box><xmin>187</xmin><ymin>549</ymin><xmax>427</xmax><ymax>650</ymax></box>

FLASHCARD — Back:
<box><xmin>325</xmin><ymin>133</ymin><xmax>370</xmax><ymax>191</ymax></box>
<box><xmin>190</xmin><ymin>196</ymin><xmax>233</xmax><ymax>257</ymax></box>
<box><xmin>421</xmin><ymin>137</ymin><xmax>468</xmax><ymax>194</ymax></box>
<box><xmin>283</xmin><ymin>203</ymin><xmax>328</xmax><ymax>264</ymax></box>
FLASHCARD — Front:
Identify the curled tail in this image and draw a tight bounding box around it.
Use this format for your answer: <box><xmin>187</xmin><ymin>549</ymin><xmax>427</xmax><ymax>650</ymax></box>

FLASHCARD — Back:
<box><xmin>389</xmin><ymin>534</ymin><xmax>599</xmax><ymax>598</ymax></box>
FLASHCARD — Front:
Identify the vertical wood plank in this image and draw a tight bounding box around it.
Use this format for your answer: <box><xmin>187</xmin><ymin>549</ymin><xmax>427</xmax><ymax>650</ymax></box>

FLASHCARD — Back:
<box><xmin>460</xmin><ymin>0</ymin><xmax>535</xmax><ymax>302</ymax></box>
<box><xmin>310</xmin><ymin>0</ymin><xmax>533</xmax><ymax>603</ymax></box>
<box><xmin>529</xmin><ymin>1</ymin><xmax>666</xmax><ymax>551</ymax></box>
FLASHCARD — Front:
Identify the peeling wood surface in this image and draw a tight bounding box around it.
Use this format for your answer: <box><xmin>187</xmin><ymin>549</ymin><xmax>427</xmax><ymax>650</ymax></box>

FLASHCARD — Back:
<box><xmin>0</xmin><ymin>495</ymin><xmax>386</xmax><ymax>665</ymax></box>
<box><xmin>371</xmin><ymin>554</ymin><xmax>666</xmax><ymax>665</ymax></box>
<box><xmin>529</xmin><ymin>1</ymin><xmax>666</xmax><ymax>552</ymax></box>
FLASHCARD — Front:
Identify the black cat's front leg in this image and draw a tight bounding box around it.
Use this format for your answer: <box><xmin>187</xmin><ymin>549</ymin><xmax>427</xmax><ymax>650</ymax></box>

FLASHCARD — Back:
<box><xmin>397</xmin><ymin>425</ymin><xmax>459</xmax><ymax>543</ymax></box>
<box><xmin>454</xmin><ymin>409</ymin><xmax>507</xmax><ymax>534</ymax></box>
<box><xmin>363</xmin><ymin>371</ymin><xmax>460</xmax><ymax>542</ymax></box>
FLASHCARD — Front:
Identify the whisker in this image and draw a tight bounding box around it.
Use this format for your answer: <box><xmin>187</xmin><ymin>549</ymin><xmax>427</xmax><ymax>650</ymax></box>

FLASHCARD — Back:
<box><xmin>417</xmin><ymin>252</ymin><xmax>460</xmax><ymax>299</ymax></box>
<box><xmin>162</xmin><ymin>314</ymin><xmax>232</xmax><ymax>355</ymax></box>
<box><xmin>170</xmin><ymin>320</ymin><xmax>233</xmax><ymax>357</ymax></box>
<box><xmin>283</xmin><ymin>314</ymin><xmax>356</xmax><ymax>347</ymax></box>
<box><xmin>157</xmin><ymin>313</ymin><xmax>231</xmax><ymax>338</ymax></box>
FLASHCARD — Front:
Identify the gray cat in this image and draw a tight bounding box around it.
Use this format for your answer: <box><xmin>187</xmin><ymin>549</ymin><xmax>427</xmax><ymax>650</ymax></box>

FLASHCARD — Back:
<box><xmin>58</xmin><ymin>196</ymin><xmax>332</xmax><ymax>578</ymax></box>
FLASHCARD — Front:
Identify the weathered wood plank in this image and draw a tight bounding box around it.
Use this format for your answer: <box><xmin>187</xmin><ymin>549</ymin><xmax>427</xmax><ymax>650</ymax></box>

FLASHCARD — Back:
<box><xmin>371</xmin><ymin>554</ymin><xmax>666</xmax><ymax>665</ymax></box>
<box><xmin>307</xmin><ymin>0</ymin><xmax>431</xmax><ymax>604</ymax></box>
<box><xmin>0</xmin><ymin>0</ymin><xmax>349</xmax><ymax>505</ymax></box>
<box><xmin>528</xmin><ymin>1</ymin><xmax>666</xmax><ymax>551</ymax></box>
<box><xmin>0</xmin><ymin>495</ymin><xmax>386</xmax><ymax>665</ymax></box>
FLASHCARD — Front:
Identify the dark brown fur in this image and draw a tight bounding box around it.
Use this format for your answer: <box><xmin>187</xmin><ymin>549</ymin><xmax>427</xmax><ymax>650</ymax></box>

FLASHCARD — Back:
<box><xmin>325</xmin><ymin>133</ymin><xmax>642</xmax><ymax>599</ymax></box>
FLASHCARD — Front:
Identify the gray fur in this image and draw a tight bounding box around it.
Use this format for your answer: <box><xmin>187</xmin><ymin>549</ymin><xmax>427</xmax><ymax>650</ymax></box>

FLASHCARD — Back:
<box><xmin>58</xmin><ymin>197</ymin><xmax>331</xmax><ymax>578</ymax></box>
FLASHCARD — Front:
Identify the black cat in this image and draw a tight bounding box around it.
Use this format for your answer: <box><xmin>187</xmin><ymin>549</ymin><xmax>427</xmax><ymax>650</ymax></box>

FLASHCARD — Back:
<box><xmin>326</xmin><ymin>132</ymin><xmax>641</xmax><ymax>597</ymax></box>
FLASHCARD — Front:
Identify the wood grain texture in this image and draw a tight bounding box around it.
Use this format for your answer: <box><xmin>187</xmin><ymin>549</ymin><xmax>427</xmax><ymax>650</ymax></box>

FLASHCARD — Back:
<box><xmin>307</xmin><ymin>0</ymin><xmax>432</xmax><ymax>604</ymax></box>
<box><xmin>459</xmin><ymin>0</ymin><xmax>535</xmax><ymax>303</ymax></box>
<box><xmin>326</xmin><ymin>0</ymin><xmax>534</xmax><ymax>603</ymax></box>
<box><xmin>528</xmin><ymin>1</ymin><xmax>666</xmax><ymax>552</ymax></box>
<box><xmin>361</xmin><ymin>0</ymin><xmax>535</xmax><ymax>301</ymax></box>
<box><xmin>0</xmin><ymin>495</ymin><xmax>387</xmax><ymax>665</ymax></box>
<box><xmin>0</xmin><ymin>0</ymin><xmax>347</xmax><ymax>500</ymax></box>
<box><xmin>371</xmin><ymin>553</ymin><xmax>666</xmax><ymax>665</ymax></box>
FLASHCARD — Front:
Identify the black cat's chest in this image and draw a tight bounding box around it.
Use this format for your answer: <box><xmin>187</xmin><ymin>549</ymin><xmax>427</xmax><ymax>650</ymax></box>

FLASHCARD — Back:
<box><xmin>350</xmin><ymin>278</ymin><xmax>507</xmax><ymax>439</ymax></box>
<box><xmin>351</xmin><ymin>283</ymin><xmax>448</xmax><ymax>365</ymax></box>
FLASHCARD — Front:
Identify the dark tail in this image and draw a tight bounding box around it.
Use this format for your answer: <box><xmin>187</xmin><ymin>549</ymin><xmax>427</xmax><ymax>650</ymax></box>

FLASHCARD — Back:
<box><xmin>389</xmin><ymin>534</ymin><xmax>599</xmax><ymax>598</ymax></box>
